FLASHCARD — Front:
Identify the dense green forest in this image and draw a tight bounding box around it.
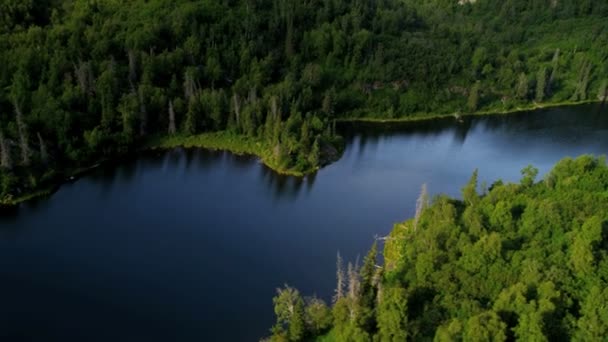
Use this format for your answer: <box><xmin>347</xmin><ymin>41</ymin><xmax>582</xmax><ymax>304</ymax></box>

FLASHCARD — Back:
<box><xmin>268</xmin><ymin>155</ymin><xmax>608</xmax><ymax>341</ymax></box>
<box><xmin>1</xmin><ymin>0</ymin><xmax>607</xmax><ymax>203</ymax></box>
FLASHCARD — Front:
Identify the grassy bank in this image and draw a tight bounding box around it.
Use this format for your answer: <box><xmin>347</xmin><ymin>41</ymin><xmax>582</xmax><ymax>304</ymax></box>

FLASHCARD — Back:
<box><xmin>339</xmin><ymin>99</ymin><xmax>602</xmax><ymax>124</ymax></box>
<box><xmin>0</xmin><ymin>187</ymin><xmax>55</xmax><ymax>207</ymax></box>
<box><xmin>0</xmin><ymin>131</ymin><xmax>320</xmax><ymax>207</ymax></box>
<box><xmin>146</xmin><ymin>131</ymin><xmax>316</xmax><ymax>177</ymax></box>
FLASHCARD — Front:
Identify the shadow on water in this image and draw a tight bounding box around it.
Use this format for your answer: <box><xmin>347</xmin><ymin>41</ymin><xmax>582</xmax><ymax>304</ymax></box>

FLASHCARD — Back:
<box><xmin>341</xmin><ymin>103</ymin><xmax>608</xmax><ymax>151</ymax></box>
<box><xmin>259</xmin><ymin>165</ymin><xmax>302</xmax><ymax>200</ymax></box>
<box><xmin>0</xmin><ymin>205</ymin><xmax>20</xmax><ymax>222</ymax></box>
<box><xmin>1</xmin><ymin>103</ymin><xmax>608</xmax><ymax>342</ymax></box>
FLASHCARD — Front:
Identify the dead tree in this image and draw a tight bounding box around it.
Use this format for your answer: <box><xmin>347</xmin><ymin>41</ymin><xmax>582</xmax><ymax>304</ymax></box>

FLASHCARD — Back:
<box><xmin>232</xmin><ymin>94</ymin><xmax>241</xmax><ymax>128</ymax></box>
<box><xmin>333</xmin><ymin>252</ymin><xmax>345</xmax><ymax>303</ymax></box>
<box><xmin>414</xmin><ymin>183</ymin><xmax>429</xmax><ymax>231</ymax></box>
<box><xmin>37</xmin><ymin>132</ymin><xmax>48</xmax><ymax>164</ymax></box>
<box><xmin>347</xmin><ymin>261</ymin><xmax>360</xmax><ymax>301</ymax></box>
<box><xmin>547</xmin><ymin>48</ymin><xmax>560</xmax><ymax>94</ymax></box>
<box><xmin>347</xmin><ymin>261</ymin><xmax>361</xmax><ymax>321</ymax></box>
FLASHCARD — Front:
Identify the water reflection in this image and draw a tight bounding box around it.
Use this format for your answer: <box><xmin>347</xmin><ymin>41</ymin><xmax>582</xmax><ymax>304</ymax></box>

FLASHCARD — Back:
<box><xmin>0</xmin><ymin>104</ymin><xmax>607</xmax><ymax>342</ymax></box>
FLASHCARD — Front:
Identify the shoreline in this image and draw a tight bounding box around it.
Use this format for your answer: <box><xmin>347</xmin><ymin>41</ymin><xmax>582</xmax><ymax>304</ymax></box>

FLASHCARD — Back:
<box><xmin>145</xmin><ymin>132</ymin><xmax>317</xmax><ymax>177</ymax></box>
<box><xmin>2</xmin><ymin>100</ymin><xmax>601</xmax><ymax>207</ymax></box>
<box><xmin>338</xmin><ymin>99</ymin><xmax>602</xmax><ymax>124</ymax></box>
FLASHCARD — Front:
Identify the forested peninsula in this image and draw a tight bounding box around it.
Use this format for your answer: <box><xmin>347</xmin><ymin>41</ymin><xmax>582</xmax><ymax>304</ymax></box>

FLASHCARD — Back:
<box><xmin>1</xmin><ymin>0</ymin><xmax>607</xmax><ymax>205</ymax></box>
<box><xmin>268</xmin><ymin>155</ymin><xmax>608</xmax><ymax>341</ymax></box>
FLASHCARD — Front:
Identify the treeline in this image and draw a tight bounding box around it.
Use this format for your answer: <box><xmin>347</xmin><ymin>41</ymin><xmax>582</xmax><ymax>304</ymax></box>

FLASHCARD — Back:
<box><xmin>268</xmin><ymin>155</ymin><xmax>608</xmax><ymax>341</ymax></box>
<box><xmin>1</xmin><ymin>0</ymin><xmax>608</xmax><ymax>201</ymax></box>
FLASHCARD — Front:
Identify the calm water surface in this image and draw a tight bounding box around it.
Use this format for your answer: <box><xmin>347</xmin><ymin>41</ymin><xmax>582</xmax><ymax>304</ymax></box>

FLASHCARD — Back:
<box><xmin>1</xmin><ymin>104</ymin><xmax>607</xmax><ymax>341</ymax></box>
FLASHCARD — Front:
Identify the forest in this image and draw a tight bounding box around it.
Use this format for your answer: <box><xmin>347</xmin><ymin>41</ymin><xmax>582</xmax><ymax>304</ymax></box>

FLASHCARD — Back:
<box><xmin>0</xmin><ymin>0</ymin><xmax>607</xmax><ymax>202</ymax></box>
<box><xmin>268</xmin><ymin>155</ymin><xmax>608</xmax><ymax>341</ymax></box>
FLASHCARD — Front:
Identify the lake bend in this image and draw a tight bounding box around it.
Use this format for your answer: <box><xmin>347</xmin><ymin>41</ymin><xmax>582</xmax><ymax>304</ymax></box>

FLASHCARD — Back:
<box><xmin>0</xmin><ymin>103</ymin><xmax>607</xmax><ymax>341</ymax></box>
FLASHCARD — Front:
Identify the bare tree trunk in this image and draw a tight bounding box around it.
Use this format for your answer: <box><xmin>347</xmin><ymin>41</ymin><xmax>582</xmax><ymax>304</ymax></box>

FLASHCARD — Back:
<box><xmin>347</xmin><ymin>261</ymin><xmax>360</xmax><ymax>301</ymax></box>
<box><xmin>233</xmin><ymin>94</ymin><xmax>241</xmax><ymax>128</ymax></box>
<box><xmin>347</xmin><ymin>261</ymin><xmax>360</xmax><ymax>322</ymax></box>
<box><xmin>168</xmin><ymin>100</ymin><xmax>176</xmax><ymax>135</ymax></box>
<box><xmin>37</xmin><ymin>132</ymin><xmax>48</xmax><ymax>164</ymax></box>
<box><xmin>14</xmin><ymin>102</ymin><xmax>30</xmax><ymax>166</ymax></box>
<box><xmin>0</xmin><ymin>129</ymin><xmax>11</xmax><ymax>169</ymax></box>
<box><xmin>414</xmin><ymin>183</ymin><xmax>429</xmax><ymax>231</ymax></box>
<box><xmin>547</xmin><ymin>48</ymin><xmax>560</xmax><ymax>94</ymax></box>
<box><xmin>333</xmin><ymin>252</ymin><xmax>345</xmax><ymax>303</ymax></box>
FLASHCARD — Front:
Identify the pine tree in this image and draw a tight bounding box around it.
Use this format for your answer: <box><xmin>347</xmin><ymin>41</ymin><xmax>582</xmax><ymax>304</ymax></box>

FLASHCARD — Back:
<box><xmin>138</xmin><ymin>84</ymin><xmax>148</xmax><ymax>136</ymax></box>
<box><xmin>536</xmin><ymin>67</ymin><xmax>547</xmax><ymax>102</ymax></box>
<box><xmin>308</xmin><ymin>138</ymin><xmax>320</xmax><ymax>168</ymax></box>
<box><xmin>547</xmin><ymin>48</ymin><xmax>560</xmax><ymax>95</ymax></box>
<box><xmin>462</xmin><ymin>169</ymin><xmax>479</xmax><ymax>206</ymax></box>
<box><xmin>377</xmin><ymin>286</ymin><xmax>408</xmax><ymax>341</ymax></box>
<box><xmin>0</xmin><ymin>128</ymin><xmax>11</xmax><ymax>169</ymax></box>
<box><xmin>273</xmin><ymin>285</ymin><xmax>307</xmax><ymax>341</ymax></box>
<box><xmin>184</xmin><ymin>97</ymin><xmax>198</xmax><ymax>135</ymax></box>
<box><xmin>598</xmin><ymin>80</ymin><xmax>607</xmax><ymax>101</ymax></box>
<box><xmin>168</xmin><ymin>100</ymin><xmax>177</xmax><ymax>135</ymax></box>
<box><xmin>37</xmin><ymin>132</ymin><xmax>48</xmax><ymax>164</ymax></box>
<box><xmin>467</xmin><ymin>81</ymin><xmax>480</xmax><ymax>112</ymax></box>
<box><xmin>359</xmin><ymin>242</ymin><xmax>379</xmax><ymax>331</ymax></box>
<box><xmin>516</xmin><ymin>73</ymin><xmax>528</xmax><ymax>100</ymax></box>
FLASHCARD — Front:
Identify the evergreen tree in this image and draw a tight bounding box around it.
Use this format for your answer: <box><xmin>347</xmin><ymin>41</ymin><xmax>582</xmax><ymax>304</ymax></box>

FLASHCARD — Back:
<box><xmin>377</xmin><ymin>286</ymin><xmax>408</xmax><ymax>342</ymax></box>
<box><xmin>598</xmin><ymin>80</ymin><xmax>607</xmax><ymax>101</ymax></box>
<box><xmin>536</xmin><ymin>67</ymin><xmax>547</xmax><ymax>102</ymax></box>
<box><xmin>468</xmin><ymin>81</ymin><xmax>481</xmax><ymax>112</ymax></box>
<box><xmin>14</xmin><ymin>102</ymin><xmax>30</xmax><ymax>166</ymax></box>
<box><xmin>462</xmin><ymin>169</ymin><xmax>479</xmax><ymax>206</ymax></box>
<box><xmin>308</xmin><ymin>138</ymin><xmax>320</xmax><ymax>168</ymax></box>
<box><xmin>516</xmin><ymin>73</ymin><xmax>528</xmax><ymax>100</ymax></box>
<box><xmin>0</xmin><ymin>128</ymin><xmax>11</xmax><ymax>169</ymax></box>
<box><xmin>272</xmin><ymin>285</ymin><xmax>306</xmax><ymax>341</ymax></box>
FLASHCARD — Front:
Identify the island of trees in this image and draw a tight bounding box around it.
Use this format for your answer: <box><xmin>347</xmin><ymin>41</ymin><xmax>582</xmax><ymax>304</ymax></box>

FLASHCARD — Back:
<box><xmin>1</xmin><ymin>0</ymin><xmax>607</xmax><ymax>204</ymax></box>
<box><xmin>268</xmin><ymin>155</ymin><xmax>608</xmax><ymax>341</ymax></box>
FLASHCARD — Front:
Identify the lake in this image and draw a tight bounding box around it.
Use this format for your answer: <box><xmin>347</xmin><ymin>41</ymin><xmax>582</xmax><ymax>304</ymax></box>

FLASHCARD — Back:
<box><xmin>0</xmin><ymin>104</ymin><xmax>607</xmax><ymax>341</ymax></box>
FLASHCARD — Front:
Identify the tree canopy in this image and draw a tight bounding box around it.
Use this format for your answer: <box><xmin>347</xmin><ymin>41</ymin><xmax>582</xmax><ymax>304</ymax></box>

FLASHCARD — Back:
<box><xmin>1</xmin><ymin>0</ymin><xmax>607</xmax><ymax>202</ymax></box>
<box><xmin>268</xmin><ymin>155</ymin><xmax>608</xmax><ymax>341</ymax></box>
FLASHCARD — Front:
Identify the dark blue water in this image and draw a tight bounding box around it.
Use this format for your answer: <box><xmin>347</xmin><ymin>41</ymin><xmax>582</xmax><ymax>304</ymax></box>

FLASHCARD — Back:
<box><xmin>0</xmin><ymin>104</ymin><xmax>607</xmax><ymax>341</ymax></box>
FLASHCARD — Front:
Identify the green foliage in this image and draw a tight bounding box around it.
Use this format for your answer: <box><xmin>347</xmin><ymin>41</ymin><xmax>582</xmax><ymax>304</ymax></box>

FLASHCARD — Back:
<box><xmin>464</xmin><ymin>311</ymin><xmax>507</xmax><ymax>342</ymax></box>
<box><xmin>536</xmin><ymin>68</ymin><xmax>547</xmax><ymax>102</ymax></box>
<box><xmin>280</xmin><ymin>156</ymin><xmax>608</xmax><ymax>341</ymax></box>
<box><xmin>1</xmin><ymin>0</ymin><xmax>606</xmax><ymax>201</ymax></box>
<box><xmin>467</xmin><ymin>81</ymin><xmax>481</xmax><ymax>112</ymax></box>
<box><xmin>377</xmin><ymin>286</ymin><xmax>408</xmax><ymax>341</ymax></box>
<box><xmin>273</xmin><ymin>285</ymin><xmax>306</xmax><ymax>341</ymax></box>
<box><xmin>305</xmin><ymin>297</ymin><xmax>333</xmax><ymax>335</ymax></box>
